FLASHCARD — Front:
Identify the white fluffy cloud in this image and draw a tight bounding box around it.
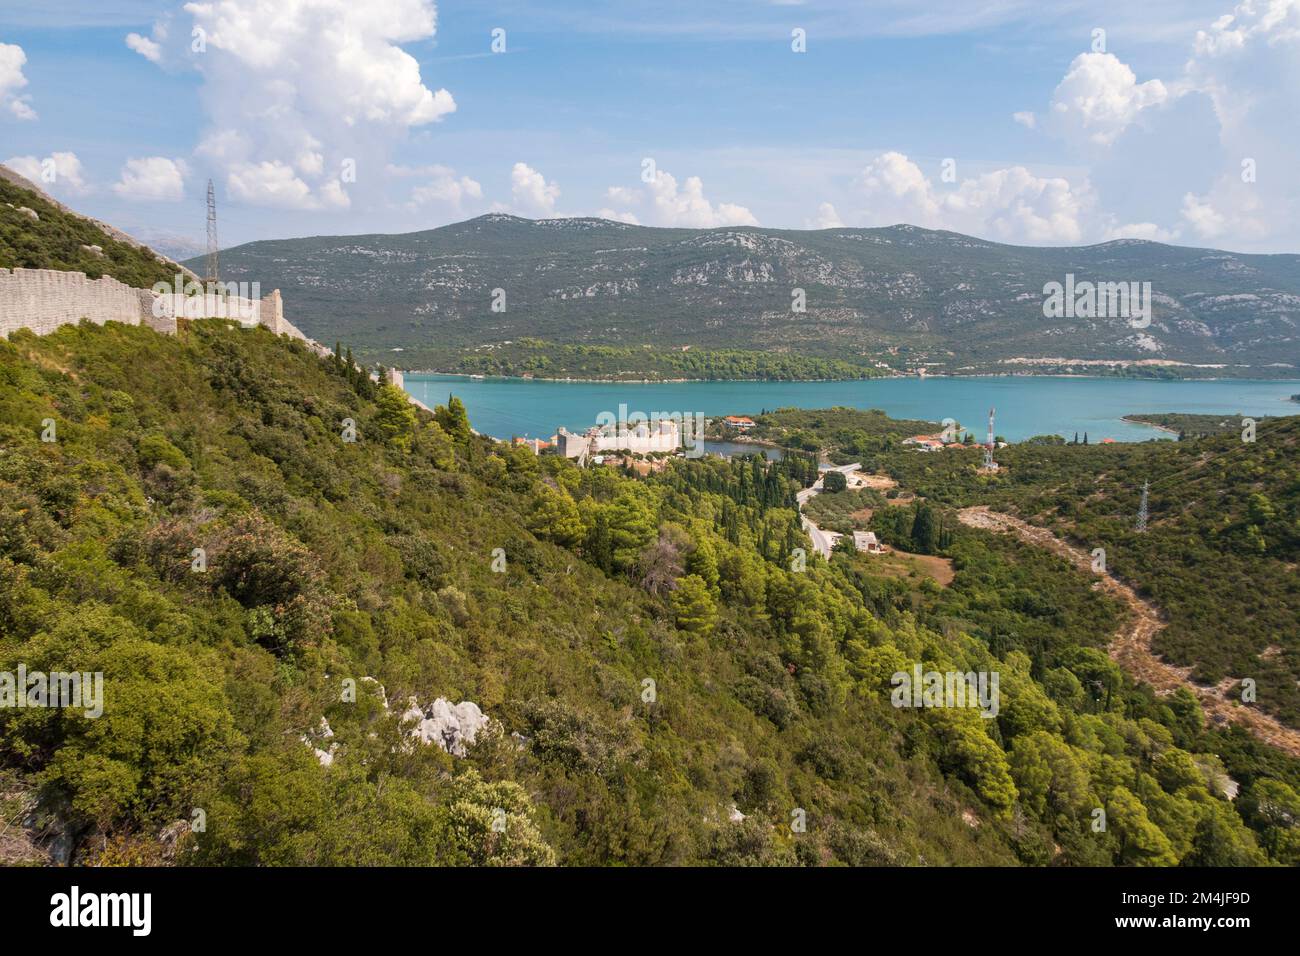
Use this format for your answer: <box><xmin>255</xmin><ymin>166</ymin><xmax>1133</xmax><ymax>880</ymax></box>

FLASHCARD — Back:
<box><xmin>595</xmin><ymin>169</ymin><xmax>759</xmax><ymax>227</ymax></box>
<box><xmin>850</xmin><ymin>151</ymin><xmax>1089</xmax><ymax>243</ymax></box>
<box><xmin>599</xmin><ymin>170</ymin><xmax>757</xmax><ymax>227</ymax></box>
<box><xmin>125</xmin><ymin>32</ymin><xmax>162</xmax><ymax>63</ymax></box>
<box><xmin>113</xmin><ymin>156</ymin><xmax>188</xmax><ymax>201</ymax></box>
<box><xmin>172</xmin><ymin>0</ymin><xmax>455</xmax><ymax>211</ymax></box>
<box><xmin>392</xmin><ymin>163</ymin><xmax>483</xmax><ymax>208</ymax></box>
<box><xmin>1175</xmin><ymin>0</ymin><xmax>1300</xmax><ymax>242</ymax></box>
<box><xmin>604</xmin><ymin>186</ymin><xmax>641</xmax><ymax>206</ymax></box>
<box><xmin>4</xmin><ymin>152</ymin><xmax>88</xmax><ymax>195</ymax></box>
<box><xmin>1024</xmin><ymin>2</ymin><xmax>1300</xmax><ymax>248</ymax></box>
<box><xmin>0</xmin><ymin>42</ymin><xmax>36</xmax><ymax>120</ymax></box>
<box><xmin>1102</xmin><ymin>220</ymin><xmax>1178</xmax><ymax>242</ymax></box>
<box><xmin>508</xmin><ymin>162</ymin><xmax>560</xmax><ymax>215</ymax></box>
<box><xmin>596</xmin><ymin>207</ymin><xmax>640</xmax><ymax>224</ymax></box>
<box><xmin>807</xmin><ymin>201</ymin><xmax>844</xmax><ymax>229</ymax></box>
<box><xmin>647</xmin><ymin>169</ymin><xmax>758</xmax><ymax>227</ymax></box>
<box><xmin>225</xmin><ymin>159</ymin><xmax>349</xmax><ymax>209</ymax></box>
<box><xmin>1047</xmin><ymin>52</ymin><xmax>1168</xmax><ymax>146</ymax></box>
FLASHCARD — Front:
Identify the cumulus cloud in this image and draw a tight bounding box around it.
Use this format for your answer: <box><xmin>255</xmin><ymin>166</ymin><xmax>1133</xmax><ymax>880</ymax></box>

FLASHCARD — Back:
<box><xmin>113</xmin><ymin>156</ymin><xmax>188</xmax><ymax>201</ymax></box>
<box><xmin>1021</xmin><ymin>2</ymin><xmax>1300</xmax><ymax>249</ymax></box>
<box><xmin>1179</xmin><ymin>183</ymin><xmax>1273</xmax><ymax>243</ymax></box>
<box><xmin>1012</xmin><ymin>110</ymin><xmax>1036</xmax><ymax>129</ymax></box>
<box><xmin>854</xmin><ymin>152</ymin><xmax>940</xmax><ymax>222</ymax></box>
<box><xmin>226</xmin><ymin>159</ymin><xmax>347</xmax><ymax>209</ymax></box>
<box><xmin>807</xmin><ymin>201</ymin><xmax>844</xmax><ymax>229</ymax></box>
<box><xmin>392</xmin><ymin>163</ymin><xmax>483</xmax><ymax>208</ymax></box>
<box><xmin>4</xmin><ymin>152</ymin><xmax>88</xmax><ymax>194</ymax></box>
<box><xmin>604</xmin><ymin>186</ymin><xmax>641</xmax><ymax>206</ymax></box>
<box><xmin>596</xmin><ymin>207</ymin><xmax>640</xmax><ymax>224</ymax></box>
<box><xmin>647</xmin><ymin>169</ymin><xmax>758</xmax><ymax>227</ymax></box>
<box><xmin>594</xmin><ymin>168</ymin><xmax>756</xmax><ymax>227</ymax></box>
<box><xmin>0</xmin><ymin>41</ymin><xmax>36</xmax><ymax>120</ymax></box>
<box><xmin>173</xmin><ymin>0</ymin><xmax>455</xmax><ymax>211</ymax></box>
<box><xmin>850</xmin><ymin>151</ymin><xmax>1090</xmax><ymax>243</ymax></box>
<box><xmin>1174</xmin><ymin>1</ymin><xmax>1300</xmax><ymax>243</ymax></box>
<box><xmin>1047</xmin><ymin>52</ymin><xmax>1169</xmax><ymax>146</ymax></box>
<box><xmin>508</xmin><ymin>162</ymin><xmax>560</xmax><ymax>215</ymax></box>
<box><xmin>1102</xmin><ymin>220</ymin><xmax>1178</xmax><ymax>242</ymax></box>
<box><xmin>125</xmin><ymin>32</ymin><xmax>162</xmax><ymax>63</ymax></box>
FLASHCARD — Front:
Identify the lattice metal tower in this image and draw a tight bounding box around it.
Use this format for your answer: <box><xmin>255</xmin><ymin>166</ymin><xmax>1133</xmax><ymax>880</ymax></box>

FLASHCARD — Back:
<box><xmin>983</xmin><ymin>407</ymin><xmax>996</xmax><ymax>469</ymax></box>
<box><xmin>1136</xmin><ymin>479</ymin><xmax>1149</xmax><ymax>532</ymax></box>
<box><xmin>205</xmin><ymin>179</ymin><xmax>219</xmax><ymax>287</ymax></box>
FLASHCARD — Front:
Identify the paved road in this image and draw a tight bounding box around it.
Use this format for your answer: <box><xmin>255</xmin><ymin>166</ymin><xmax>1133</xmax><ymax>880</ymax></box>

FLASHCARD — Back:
<box><xmin>797</xmin><ymin>478</ymin><xmax>841</xmax><ymax>559</ymax></box>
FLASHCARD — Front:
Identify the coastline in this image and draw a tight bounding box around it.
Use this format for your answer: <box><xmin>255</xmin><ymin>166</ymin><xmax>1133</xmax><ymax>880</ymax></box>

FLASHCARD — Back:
<box><xmin>402</xmin><ymin>369</ymin><xmax>1300</xmax><ymax>386</ymax></box>
<box><xmin>1121</xmin><ymin>416</ymin><xmax>1180</xmax><ymax>435</ymax></box>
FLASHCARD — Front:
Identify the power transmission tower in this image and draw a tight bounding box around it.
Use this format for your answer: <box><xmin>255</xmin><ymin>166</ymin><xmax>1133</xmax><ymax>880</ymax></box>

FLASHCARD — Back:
<box><xmin>1136</xmin><ymin>479</ymin><xmax>1149</xmax><ymax>532</ymax></box>
<box><xmin>981</xmin><ymin>407</ymin><xmax>997</xmax><ymax>470</ymax></box>
<box><xmin>205</xmin><ymin>179</ymin><xmax>219</xmax><ymax>288</ymax></box>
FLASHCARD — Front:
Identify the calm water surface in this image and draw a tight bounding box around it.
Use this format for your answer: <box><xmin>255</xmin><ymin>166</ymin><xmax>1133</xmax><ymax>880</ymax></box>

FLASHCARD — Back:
<box><xmin>404</xmin><ymin>374</ymin><xmax>1299</xmax><ymax>444</ymax></box>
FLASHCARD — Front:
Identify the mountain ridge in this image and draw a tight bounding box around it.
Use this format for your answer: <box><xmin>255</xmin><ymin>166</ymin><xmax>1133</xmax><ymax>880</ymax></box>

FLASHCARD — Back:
<box><xmin>193</xmin><ymin>214</ymin><xmax>1300</xmax><ymax>379</ymax></box>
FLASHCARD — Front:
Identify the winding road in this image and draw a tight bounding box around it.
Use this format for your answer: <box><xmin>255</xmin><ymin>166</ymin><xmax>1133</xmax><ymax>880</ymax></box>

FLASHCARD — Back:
<box><xmin>797</xmin><ymin>481</ymin><xmax>841</xmax><ymax>559</ymax></box>
<box><xmin>798</xmin><ymin>464</ymin><xmax>865</xmax><ymax>559</ymax></box>
<box><xmin>957</xmin><ymin>506</ymin><xmax>1300</xmax><ymax>758</ymax></box>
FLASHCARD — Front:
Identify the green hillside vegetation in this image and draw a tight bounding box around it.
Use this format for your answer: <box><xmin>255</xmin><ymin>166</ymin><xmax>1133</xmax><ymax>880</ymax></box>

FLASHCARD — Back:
<box><xmin>427</xmin><ymin>339</ymin><xmax>889</xmax><ymax>381</ymax></box>
<box><xmin>1123</xmin><ymin>412</ymin><xmax>1268</xmax><ymax>438</ymax></box>
<box><xmin>1</xmin><ymin>321</ymin><xmax>1295</xmax><ymax>865</ymax></box>
<box><xmin>0</xmin><ymin>178</ymin><xmax>178</xmax><ymax>290</ymax></box>
<box><xmin>746</xmin><ymin>406</ymin><xmax>939</xmax><ymax>458</ymax></box>
<box><xmin>802</xmin><ymin>486</ymin><xmax>886</xmax><ymax>535</ymax></box>
<box><xmin>768</xmin><ymin>407</ymin><xmax>1300</xmax><ymax>727</ymax></box>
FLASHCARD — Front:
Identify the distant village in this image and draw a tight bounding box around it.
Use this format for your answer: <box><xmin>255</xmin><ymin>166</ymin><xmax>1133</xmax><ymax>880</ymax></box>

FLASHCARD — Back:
<box><xmin>507</xmin><ymin>411</ymin><xmax>1032</xmax><ymax>468</ymax></box>
<box><xmin>510</xmin><ymin>414</ymin><xmax>760</xmax><ymax>466</ymax></box>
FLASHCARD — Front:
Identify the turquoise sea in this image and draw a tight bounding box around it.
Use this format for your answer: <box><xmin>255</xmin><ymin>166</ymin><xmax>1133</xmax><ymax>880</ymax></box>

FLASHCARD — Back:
<box><xmin>403</xmin><ymin>374</ymin><xmax>1300</xmax><ymax>444</ymax></box>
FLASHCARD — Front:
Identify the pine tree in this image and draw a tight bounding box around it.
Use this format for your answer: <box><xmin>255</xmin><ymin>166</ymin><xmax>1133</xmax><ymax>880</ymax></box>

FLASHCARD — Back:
<box><xmin>435</xmin><ymin>395</ymin><xmax>473</xmax><ymax>443</ymax></box>
<box><xmin>911</xmin><ymin>503</ymin><xmax>937</xmax><ymax>554</ymax></box>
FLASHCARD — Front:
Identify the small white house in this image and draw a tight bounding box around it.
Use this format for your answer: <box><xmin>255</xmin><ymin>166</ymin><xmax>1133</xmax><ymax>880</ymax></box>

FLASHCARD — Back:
<box><xmin>853</xmin><ymin>531</ymin><xmax>884</xmax><ymax>554</ymax></box>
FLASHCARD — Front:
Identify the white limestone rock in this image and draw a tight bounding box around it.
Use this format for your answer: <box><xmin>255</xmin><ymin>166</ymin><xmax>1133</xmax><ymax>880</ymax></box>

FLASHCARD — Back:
<box><xmin>301</xmin><ymin>716</ymin><xmax>337</xmax><ymax>766</ymax></box>
<box><xmin>405</xmin><ymin>697</ymin><xmax>490</xmax><ymax>757</ymax></box>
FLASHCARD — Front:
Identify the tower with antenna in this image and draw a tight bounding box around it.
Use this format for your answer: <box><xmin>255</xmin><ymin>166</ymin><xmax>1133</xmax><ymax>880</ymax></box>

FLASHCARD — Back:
<box><xmin>981</xmin><ymin>407</ymin><xmax>998</xmax><ymax>471</ymax></box>
<box><xmin>1136</xmin><ymin>480</ymin><xmax>1149</xmax><ymax>532</ymax></box>
<box><xmin>205</xmin><ymin>178</ymin><xmax>219</xmax><ymax>288</ymax></box>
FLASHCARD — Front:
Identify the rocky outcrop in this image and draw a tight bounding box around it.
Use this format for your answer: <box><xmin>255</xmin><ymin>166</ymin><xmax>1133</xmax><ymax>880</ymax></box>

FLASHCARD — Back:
<box><xmin>402</xmin><ymin>697</ymin><xmax>490</xmax><ymax>756</ymax></box>
<box><xmin>301</xmin><ymin>716</ymin><xmax>337</xmax><ymax>766</ymax></box>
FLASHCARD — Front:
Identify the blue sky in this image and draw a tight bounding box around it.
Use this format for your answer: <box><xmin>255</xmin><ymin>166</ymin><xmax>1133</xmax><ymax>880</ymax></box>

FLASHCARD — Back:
<box><xmin>2</xmin><ymin>0</ymin><xmax>1296</xmax><ymax>253</ymax></box>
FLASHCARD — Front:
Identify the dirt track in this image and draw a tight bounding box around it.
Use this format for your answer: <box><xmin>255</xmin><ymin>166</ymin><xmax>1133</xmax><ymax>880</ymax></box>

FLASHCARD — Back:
<box><xmin>957</xmin><ymin>506</ymin><xmax>1300</xmax><ymax>758</ymax></box>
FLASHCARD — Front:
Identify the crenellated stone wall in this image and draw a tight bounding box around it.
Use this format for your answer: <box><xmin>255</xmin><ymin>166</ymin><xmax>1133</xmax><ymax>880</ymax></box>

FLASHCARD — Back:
<box><xmin>0</xmin><ymin>267</ymin><xmax>168</xmax><ymax>337</ymax></box>
<box><xmin>0</xmin><ymin>267</ymin><xmax>314</xmax><ymax>347</ymax></box>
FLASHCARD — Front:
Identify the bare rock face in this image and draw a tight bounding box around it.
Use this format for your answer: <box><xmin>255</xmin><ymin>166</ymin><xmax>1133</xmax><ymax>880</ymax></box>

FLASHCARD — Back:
<box><xmin>158</xmin><ymin>820</ymin><xmax>191</xmax><ymax>864</ymax></box>
<box><xmin>404</xmin><ymin>697</ymin><xmax>489</xmax><ymax>756</ymax></box>
<box><xmin>301</xmin><ymin>716</ymin><xmax>337</xmax><ymax>766</ymax></box>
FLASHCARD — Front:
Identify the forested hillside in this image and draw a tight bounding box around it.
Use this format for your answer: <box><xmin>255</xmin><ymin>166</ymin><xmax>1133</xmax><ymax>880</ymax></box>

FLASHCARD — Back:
<box><xmin>0</xmin><ymin>322</ymin><xmax>1295</xmax><ymax>866</ymax></box>
<box><xmin>761</xmin><ymin>407</ymin><xmax>1300</xmax><ymax>728</ymax></box>
<box><xmin>0</xmin><ymin>173</ymin><xmax>180</xmax><ymax>290</ymax></box>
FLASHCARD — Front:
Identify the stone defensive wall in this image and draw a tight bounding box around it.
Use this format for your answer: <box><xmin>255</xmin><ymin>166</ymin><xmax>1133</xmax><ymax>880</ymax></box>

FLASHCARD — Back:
<box><xmin>0</xmin><ymin>267</ymin><xmax>314</xmax><ymax>347</ymax></box>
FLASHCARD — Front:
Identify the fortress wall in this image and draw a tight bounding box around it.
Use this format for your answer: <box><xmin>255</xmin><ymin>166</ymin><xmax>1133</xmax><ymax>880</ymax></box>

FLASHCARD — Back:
<box><xmin>0</xmin><ymin>267</ymin><xmax>150</xmax><ymax>338</ymax></box>
<box><xmin>0</xmin><ymin>267</ymin><xmax>371</xmax><ymax>400</ymax></box>
<box><xmin>0</xmin><ymin>268</ymin><xmax>304</xmax><ymax>345</ymax></box>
